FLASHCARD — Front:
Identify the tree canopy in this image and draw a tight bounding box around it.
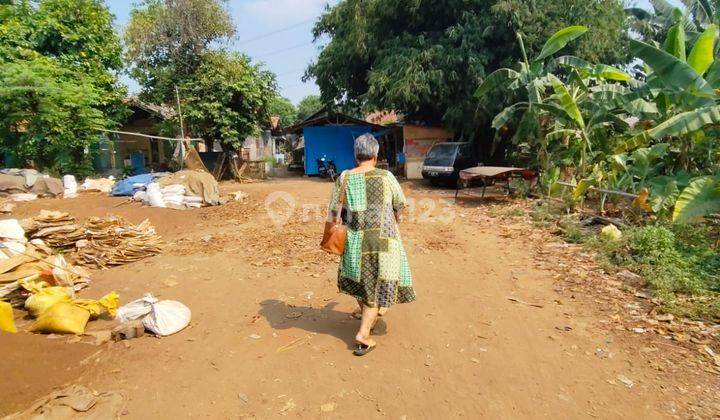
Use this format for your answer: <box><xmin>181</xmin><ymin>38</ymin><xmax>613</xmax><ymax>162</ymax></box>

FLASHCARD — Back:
<box><xmin>0</xmin><ymin>0</ymin><xmax>125</xmax><ymax>173</ymax></box>
<box><xmin>125</xmin><ymin>0</ymin><xmax>277</xmax><ymax>149</ymax></box>
<box><xmin>296</xmin><ymin>95</ymin><xmax>324</xmax><ymax>122</ymax></box>
<box><xmin>307</xmin><ymin>0</ymin><xmax>629</xmax><ymax>137</ymax></box>
<box><xmin>268</xmin><ymin>96</ymin><xmax>297</xmax><ymax>127</ymax></box>
<box><xmin>125</xmin><ymin>0</ymin><xmax>236</xmax><ymax>105</ymax></box>
<box><xmin>178</xmin><ymin>52</ymin><xmax>276</xmax><ymax>151</ymax></box>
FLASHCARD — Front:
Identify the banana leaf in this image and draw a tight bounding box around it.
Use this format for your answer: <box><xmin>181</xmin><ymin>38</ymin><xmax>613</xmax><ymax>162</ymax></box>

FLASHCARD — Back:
<box><xmin>545</xmin><ymin>129</ymin><xmax>579</xmax><ymax>142</ymax></box>
<box><xmin>673</xmin><ymin>175</ymin><xmax>720</xmax><ymax>222</ymax></box>
<box><xmin>629</xmin><ymin>39</ymin><xmax>716</xmax><ymax>104</ymax></box>
<box><xmin>491</xmin><ymin>103</ymin><xmax>527</xmax><ymax>130</ymax></box>
<box><xmin>554</xmin><ymin>55</ymin><xmax>592</xmax><ymax>69</ymax></box>
<box><xmin>704</xmin><ymin>59</ymin><xmax>720</xmax><ymax>87</ymax></box>
<box><xmin>617</xmin><ymin>105</ymin><xmax>720</xmax><ymax>152</ymax></box>
<box><xmin>664</xmin><ymin>22</ymin><xmax>687</xmax><ymax>60</ymax></box>
<box><xmin>687</xmin><ymin>24</ymin><xmax>718</xmax><ymax>75</ymax></box>
<box><xmin>535</xmin><ymin>26</ymin><xmax>588</xmax><ymax>62</ymax></box>
<box><xmin>476</xmin><ymin>68</ymin><xmax>520</xmax><ymax>99</ymax></box>
<box><xmin>549</xmin><ymin>75</ymin><xmax>584</xmax><ymax>129</ymax></box>
<box><xmin>592</xmin><ymin>64</ymin><xmax>632</xmax><ymax>81</ymax></box>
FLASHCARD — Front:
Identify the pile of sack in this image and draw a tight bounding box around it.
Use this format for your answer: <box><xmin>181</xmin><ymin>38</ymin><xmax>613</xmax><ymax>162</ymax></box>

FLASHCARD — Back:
<box><xmin>130</xmin><ymin>170</ymin><xmax>221</xmax><ymax>209</ymax></box>
<box><xmin>139</xmin><ymin>183</ymin><xmax>204</xmax><ymax>209</ymax></box>
<box><xmin>0</xmin><ymin>169</ymin><xmax>63</xmax><ymax>201</ymax></box>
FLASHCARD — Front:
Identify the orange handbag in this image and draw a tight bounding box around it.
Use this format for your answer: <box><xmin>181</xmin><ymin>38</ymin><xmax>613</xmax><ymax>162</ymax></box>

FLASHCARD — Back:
<box><xmin>320</xmin><ymin>174</ymin><xmax>348</xmax><ymax>255</ymax></box>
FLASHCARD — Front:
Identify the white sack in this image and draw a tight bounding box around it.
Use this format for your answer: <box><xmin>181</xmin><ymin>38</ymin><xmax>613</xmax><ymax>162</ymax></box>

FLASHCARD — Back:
<box><xmin>116</xmin><ymin>293</ymin><xmax>158</xmax><ymax>323</ymax></box>
<box><xmin>143</xmin><ymin>300</ymin><xmax>191</xmax><ymax>336</ymax></box>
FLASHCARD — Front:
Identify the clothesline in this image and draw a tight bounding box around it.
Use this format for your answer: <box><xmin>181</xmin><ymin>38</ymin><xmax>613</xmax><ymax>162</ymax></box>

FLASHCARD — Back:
<box><xmin>96</xmin><ymin>129</ymin><xmax>203</xmax><ymax>142</ymax></box>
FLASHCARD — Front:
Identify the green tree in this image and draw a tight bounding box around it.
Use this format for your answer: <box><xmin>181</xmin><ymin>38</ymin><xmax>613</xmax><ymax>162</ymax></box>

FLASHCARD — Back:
<box><xmin>178</xmin><ymin>52</ymin><xmax>277</xmax><ymax>150</ymax></box>
<box><xmin>125</xmin><ymin>0</ymin><xmax>236</xmax><ymax>105</ymax></box>
<box><xmin>0</xmin><ymin>0</ymin><xmax>126</xmax><ymax>171</ymax></box>
<box><xmin>0</xmin><ymin>58</ymin><xmax>106</xmax><ymax>174</ymax></box>
<box><xmin>126</xmin><ymin>1</ymin><xmax>278</xmax><ymax>149</ymax></box>
<box><xmin>268</xmin><ymin>96</ymin><xmax>297</xmax><ymax>127</ymax></box>
<box><xmin>296</xmin><ymin>95</ymin><xmax>324</xmax><ymax>122</ymax></box>
<box><xmin>307</xmin><ymin>0</ymin><xmax>629</xmax><ymax>137</ymax></box>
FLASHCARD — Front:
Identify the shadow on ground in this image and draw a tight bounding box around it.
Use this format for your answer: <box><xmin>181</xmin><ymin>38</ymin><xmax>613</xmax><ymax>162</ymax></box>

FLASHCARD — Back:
<box><xmin>258</xmin><ymin>299</ymin><xmax>387</xmax><ymax>351</ymax></box>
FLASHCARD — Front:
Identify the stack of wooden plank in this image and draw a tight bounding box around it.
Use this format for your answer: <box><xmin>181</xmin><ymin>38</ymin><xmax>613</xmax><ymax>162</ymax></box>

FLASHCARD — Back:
<box><xmin>75</xmin><ymin>216</ymin><xmax>162</xmax><ymax>268</ymax></box>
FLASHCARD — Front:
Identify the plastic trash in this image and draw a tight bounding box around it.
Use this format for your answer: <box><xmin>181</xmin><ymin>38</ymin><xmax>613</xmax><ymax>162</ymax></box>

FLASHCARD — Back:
<box><xmin>0</xmin><ymin>219</ymin><xmax>25</xmax><ymax>241</ymax></box>
<box><xmin>63</xmin><ymin>175</ymin><xmax>78</xmax><ymax>198</ymax></box>
<box><xmin>0</xmin><ymin>301</ymin><xmax>17</xmax><ymax>333</ymax></box>
<box><xmin>143</xmin><ymin>300</ymin><xmax>191</xmax><ymax>336</ymax></box>
<box><xmin>74</xmin><ymin>291</ymin><xmax>119</xmax><ymax>318</ymax></box>
<box><xmin>30</xmin><ymin>302</ymin><xmax>91</xmax><ymax>334</ymax></box>
<box><xmin>115</xmin><ymin>293</ymin><xmax>157</xmax><ymax>322</ymax></box>
<box><xmin>25</xmin><ymin>286</ymin><xmax>73</xmax><ymax>318</ymax></box>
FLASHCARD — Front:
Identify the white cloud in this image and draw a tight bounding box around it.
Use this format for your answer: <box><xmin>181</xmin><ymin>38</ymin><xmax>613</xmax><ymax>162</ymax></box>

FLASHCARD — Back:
<box><xmin>239</xmin><ymin>0</ymin><xmax>331</xmax><ymax>24</ymax></box>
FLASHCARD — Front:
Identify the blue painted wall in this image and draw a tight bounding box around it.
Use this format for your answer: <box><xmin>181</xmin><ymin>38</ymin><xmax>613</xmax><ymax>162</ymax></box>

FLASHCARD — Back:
<box><xmin>304</xmin><ymin>125</ymin><xmax>374</xmax><ymax>176</ymax></box>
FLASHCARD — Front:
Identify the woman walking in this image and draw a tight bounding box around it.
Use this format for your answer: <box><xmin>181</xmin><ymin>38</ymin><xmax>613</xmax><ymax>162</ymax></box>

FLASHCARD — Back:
<box><xmin>328</xmin><ymin>133</ymin><xmax>415</xmax><ymax>356</ymax></box>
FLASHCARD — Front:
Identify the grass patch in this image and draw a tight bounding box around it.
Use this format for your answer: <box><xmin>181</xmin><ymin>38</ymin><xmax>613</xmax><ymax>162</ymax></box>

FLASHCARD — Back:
<box><xmin>530</xmin><ymin>200</ymin><xmax>720</xmax><ymax>321</ymax></box>
<box><xmin>590</xmin><ymin>223</ymin><xmax>720</xmax><ymax>321</ymax></box>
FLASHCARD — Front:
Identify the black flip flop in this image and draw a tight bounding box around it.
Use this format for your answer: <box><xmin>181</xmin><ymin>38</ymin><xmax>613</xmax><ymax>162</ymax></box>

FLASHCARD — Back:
<box><xmin>353</xmin><ymin>343</ymin><xmax>376</xmax><ymax>356</ymax></box>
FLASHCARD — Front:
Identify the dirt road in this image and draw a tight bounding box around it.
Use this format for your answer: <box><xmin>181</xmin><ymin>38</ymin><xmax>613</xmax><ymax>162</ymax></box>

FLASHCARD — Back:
<box><xmin>2</xmin><ymin>178</ymin><xmax>718</xmax><ymax>418</ymax></box>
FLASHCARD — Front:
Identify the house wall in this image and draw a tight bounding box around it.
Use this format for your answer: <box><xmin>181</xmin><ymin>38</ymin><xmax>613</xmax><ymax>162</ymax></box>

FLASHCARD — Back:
<box><xmin>303</xmin><ymin>125</ymin><xmax>372</xmax><ymax>176</ymax></box>
<box><xmin>402</xmin><ymin>124</ymin><xmax>453</xmax><ymax>179</ymax></box>
<box><xmin>113</xmin><ymin>115</ymin><xmax>170</xmax><ymax>173</ymax></box>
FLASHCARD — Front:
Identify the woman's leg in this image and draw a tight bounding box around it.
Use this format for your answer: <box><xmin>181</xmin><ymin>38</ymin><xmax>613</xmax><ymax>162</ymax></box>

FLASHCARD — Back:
<box><xmin>355</xmin><ymin>305</ymin><xmax>379</xmax><ymax>347</ymax></box>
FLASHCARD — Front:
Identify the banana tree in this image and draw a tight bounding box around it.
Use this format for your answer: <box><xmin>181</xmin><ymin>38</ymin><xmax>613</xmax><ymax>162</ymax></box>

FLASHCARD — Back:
<box><xmin>475</xmin><ymin>26</ymin><xmax>589</xmax><ymax>171</ymax></box>
<box><xmin>617</xmin><ymin>23</ymin><xmax>720</xmax><ymax>157</ymax></box>
<box><xmin>626</xmin><ymin>0</ymin><xmax>699</xmax><ymax>42</ymax></box>
<box><xmin>673</xmin><ymin>175</ymin><xmax>720</xmax><ymax>222</ymax></box>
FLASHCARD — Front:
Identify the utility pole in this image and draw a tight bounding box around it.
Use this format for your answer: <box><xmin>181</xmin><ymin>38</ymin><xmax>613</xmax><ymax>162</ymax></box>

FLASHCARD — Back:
<box><xmin>175</xmin><ymin>85</ymin><xmax>186</xmax><ymax>169</ymax></box>
<box><xmin>175</xmin><ymin>85</ymin><xmax>185</xmax><ymax>140</ymax></box>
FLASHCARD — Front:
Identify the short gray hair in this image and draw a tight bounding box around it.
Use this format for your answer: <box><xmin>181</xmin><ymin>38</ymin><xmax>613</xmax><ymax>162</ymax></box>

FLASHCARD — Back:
<box><xmin>354</xmin><ymin>133</ymin><xmax>379</xmax><ymax>162</ymax></box>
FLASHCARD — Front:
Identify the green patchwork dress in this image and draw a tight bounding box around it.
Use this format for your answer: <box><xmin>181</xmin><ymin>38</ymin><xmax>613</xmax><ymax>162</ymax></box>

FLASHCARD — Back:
<box><xmin>329</xmin><ymin>169</ymin><xmax>415</xmax><ymax>308</ymax></box>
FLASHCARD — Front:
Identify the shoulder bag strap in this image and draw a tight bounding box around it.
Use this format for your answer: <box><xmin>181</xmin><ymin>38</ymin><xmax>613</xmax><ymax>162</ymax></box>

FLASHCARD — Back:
<box><xmin>335</xmin><ymin>172</ymin><xmax>348</xmax><ymax>223</ymax></box>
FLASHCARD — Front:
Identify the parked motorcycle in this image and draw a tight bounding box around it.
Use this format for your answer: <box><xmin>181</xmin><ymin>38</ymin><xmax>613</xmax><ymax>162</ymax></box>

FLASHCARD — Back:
<box><xmin>317</xmin><ymin>156</ymin><xmax>337</xmax><ymax>181</ymax></box>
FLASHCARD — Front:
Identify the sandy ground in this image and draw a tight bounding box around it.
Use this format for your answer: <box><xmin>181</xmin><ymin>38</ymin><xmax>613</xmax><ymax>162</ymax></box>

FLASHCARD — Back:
<box><xmin>1</xmin><ymin>177</ymin><xmax>718</xmax><ymax>419</ymax></box>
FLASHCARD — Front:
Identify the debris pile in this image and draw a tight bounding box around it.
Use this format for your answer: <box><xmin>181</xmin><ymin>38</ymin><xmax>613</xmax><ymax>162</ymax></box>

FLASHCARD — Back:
<box><xmin>0</xmin><ymin>218</ymin><xmax>91</xmax><ymax>320</ymax></box>
<box><xmin>20</xmin><ymin>211</ymin><xmax>162</xmax><ymax>268</ymax></box>
<box><xmin>75</xmin><ymin>216</ymin><xmax>162</xmax><ymax>268</ymax></box>
<box><xmin>23</xmin><ymin>210</ymin><xmax>84</xmax><ymax>250</ymax></box>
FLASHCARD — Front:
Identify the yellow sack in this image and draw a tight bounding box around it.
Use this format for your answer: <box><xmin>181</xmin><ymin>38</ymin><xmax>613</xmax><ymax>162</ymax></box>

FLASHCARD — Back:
<box><xmin>0</xmin><ymin>301</ymin><xmax>16</xmax><ymax>333</ymax></box>
<box><xmin>24</xmin><ymin>286</ymin><xmax>72</xmax><ymax>318</ymax></box>
<box><xmin>73</xmin><ymin>291</ymin><xmax>119</xmax><ymax>319</ymax></box>
<box><xmin>30</xmin><ymin>302</ymin><xmax>90</xmax><ymax>334</ymax></box>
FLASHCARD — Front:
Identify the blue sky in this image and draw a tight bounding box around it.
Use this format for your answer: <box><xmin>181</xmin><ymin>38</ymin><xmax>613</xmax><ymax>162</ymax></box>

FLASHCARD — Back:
<box><xmin>107</xmin><ymin>0</ymin><xmax>679</xmax><ymax>105</ymax></box>
<box><xmin>105</xmin><ymin>0</ymin><xmax>338</xmax><ymax>105</ymax></box>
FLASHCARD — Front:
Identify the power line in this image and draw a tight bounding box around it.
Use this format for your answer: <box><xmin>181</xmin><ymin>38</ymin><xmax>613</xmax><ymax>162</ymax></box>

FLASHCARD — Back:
<box><xmin>256</xmin><ymin>41</ymin><xmax>314</xmax><ymax>59</ymax></box>
<box><xmin>236</xmin><ymin>18</ymin><xmax>315</xmax><ymax>46</ymax></box>
<box><xmin>275</xmin><ymin>67</ymin><xmax>308</xmax><ymax>77</ymax></box>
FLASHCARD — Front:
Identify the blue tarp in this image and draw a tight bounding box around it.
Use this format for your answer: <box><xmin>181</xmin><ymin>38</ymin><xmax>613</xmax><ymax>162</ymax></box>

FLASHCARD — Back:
<box><xmin>111</xmin><ymin>173</ymin><xmax>168</xmax><ymax>196</ymax></box>
<box><xmin>303</xmin><ymin>125</ymin><xmax>380</xmax><ymax>176</ymax></box>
